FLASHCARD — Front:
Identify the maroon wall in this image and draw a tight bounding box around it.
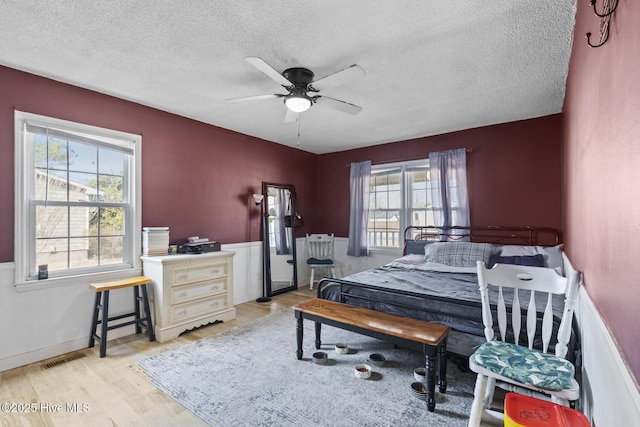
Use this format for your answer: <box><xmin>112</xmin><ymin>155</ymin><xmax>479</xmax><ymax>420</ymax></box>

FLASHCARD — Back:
<box><xmin>0</xmin><ymin>66</ymin><xmax>317</xmax><ymax>262</ymax></box>
<box><xmin>563</xmin><ymin>2</ymin><xmax>640</xmax><ymax>383</ymax></box>
<box><xmin>316</xmin><ymin>115</ymin><xmax>563</xmax><ymax>237</ymax></box>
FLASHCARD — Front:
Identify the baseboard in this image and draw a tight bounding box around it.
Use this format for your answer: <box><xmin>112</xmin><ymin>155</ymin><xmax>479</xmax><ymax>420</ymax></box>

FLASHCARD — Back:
<box><xmin>0</xmin><ymin>327</ymin><xmax>134</xmax><ymax>372</ymax></box>
<box><xmin>577</xmin><ymin>285</ymin><xmax>640</xmax><ymax>426</ymax></box>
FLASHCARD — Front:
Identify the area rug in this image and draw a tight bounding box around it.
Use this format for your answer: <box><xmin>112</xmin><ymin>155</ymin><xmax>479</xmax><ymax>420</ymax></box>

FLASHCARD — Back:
<box><xmin>138</xmin><ymin>308</ymin><xmax>476</xmax><ymax>426</ymax></box>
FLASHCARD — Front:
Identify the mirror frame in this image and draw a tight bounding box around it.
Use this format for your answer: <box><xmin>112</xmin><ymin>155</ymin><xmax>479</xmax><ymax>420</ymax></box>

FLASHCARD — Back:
<box><xmin>262</xmin><ymin>182</ymin><xmax>298</xmax><ymax>297</ymax></box>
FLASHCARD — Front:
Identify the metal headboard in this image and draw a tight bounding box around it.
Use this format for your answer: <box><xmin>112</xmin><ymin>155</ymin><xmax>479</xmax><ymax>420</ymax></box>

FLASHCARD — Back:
<box><xmin>403</xmin><ymin>225</ymin><xmax>562</xmax><ymax>251</ymax></box>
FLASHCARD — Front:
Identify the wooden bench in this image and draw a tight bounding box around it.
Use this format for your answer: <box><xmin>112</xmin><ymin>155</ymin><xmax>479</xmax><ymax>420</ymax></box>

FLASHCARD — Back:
<box><xmin>293</xmin><ymin>298</ymin><xmax>450</xmax><ymax>412</ymax></box>
<box><xmin>88</xmin><ymin>276</ymin><xmax>155</xmax><ymax>358</ymax></box>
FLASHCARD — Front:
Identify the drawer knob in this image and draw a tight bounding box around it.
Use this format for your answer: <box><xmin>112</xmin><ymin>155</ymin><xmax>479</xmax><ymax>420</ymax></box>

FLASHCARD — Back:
<box><xmin>176</xmin><ymin>309</ymin><xmax>188</xmax><ymax>317</ymax></box>
<box><xmin>177</xmin><ymin>273</ymin><xmax>188</xmax><ymax>280</ymax></box>
<box><xmin>178</xmin><ymin>291</ymin><xmax>188</xmax><ymax>298</ymax></box>
<box><xmin>211</xmin><ymin>268</ymin><xmax>221</xmax><ymax>275</ymax></box>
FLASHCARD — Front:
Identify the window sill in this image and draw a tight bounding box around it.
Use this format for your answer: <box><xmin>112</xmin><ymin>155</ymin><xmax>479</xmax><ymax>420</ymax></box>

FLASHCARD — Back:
<box><xmin>15</xmin><ymin>267</ymin><xmax>143</xmax><ymax>293</ymax></box>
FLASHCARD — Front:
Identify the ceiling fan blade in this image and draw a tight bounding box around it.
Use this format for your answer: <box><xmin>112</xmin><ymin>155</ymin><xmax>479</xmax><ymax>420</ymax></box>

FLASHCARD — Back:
<box><xmin>316</xmin><ymin>96</ymin><xmax>363</xmax><ymax>115</ymax></box>
<box><xmin>311</xmin><ymin>65</ymin><xmax>365</xmax><ymax>92</ymax></box>
<box><xmin>284</xmin><ymin>108</ymin><xmax>298</xmax><ymax>123</ymax></box>
<box><xmin>225</xmin><ymin>94</ymin><xmax>283</xmax><ymax>103</ymax></box>
<box><xmin>245</xmin><ymin>57</ymin><xmax>293</xmax><ymax>87</ymax></box>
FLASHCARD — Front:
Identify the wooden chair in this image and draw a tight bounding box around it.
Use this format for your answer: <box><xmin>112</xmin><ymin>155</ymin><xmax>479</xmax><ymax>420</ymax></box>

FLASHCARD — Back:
<box><xmin>305</xmin><ymin>233</ymin><xmax>335</xmax><ymax>290</ymax></box>
<box><xmin>467</xmin><ymin>259</ymin><xmax>581</xmax><ymax>427</ymax></box>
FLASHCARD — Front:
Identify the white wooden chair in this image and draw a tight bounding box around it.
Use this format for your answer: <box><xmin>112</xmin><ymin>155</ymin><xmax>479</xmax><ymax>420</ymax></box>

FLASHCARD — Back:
<box><xmin>467</xmin><ymin>258</ymin><xmax>581</xmax><ymax>427</ymax></box>
<box><xmin>305</xmin><ymin>233</ymin><xmax>335</xmax><ymax>290</ymax></box>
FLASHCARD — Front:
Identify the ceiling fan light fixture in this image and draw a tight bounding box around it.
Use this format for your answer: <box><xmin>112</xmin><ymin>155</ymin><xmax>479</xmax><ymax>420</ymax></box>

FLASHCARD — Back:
<box><xmin>284</xmin><ymin>93</ymin><xmax>312</xmax><ymax>113</ymax></box>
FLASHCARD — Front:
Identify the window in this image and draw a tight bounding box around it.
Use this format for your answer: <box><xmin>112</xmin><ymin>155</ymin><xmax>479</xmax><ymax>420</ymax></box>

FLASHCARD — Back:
<box><xmin>368</xmin><ymin>159</ymin><xmax>434</xmax><ymax>249</ymax></box>
<box><xmin>15</xmin><ymin>111</ymin><xmax>141</xmax><ymax>286</ymax></box>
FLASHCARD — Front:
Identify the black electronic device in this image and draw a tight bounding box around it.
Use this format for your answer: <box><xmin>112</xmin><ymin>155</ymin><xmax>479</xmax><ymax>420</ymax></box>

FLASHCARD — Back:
<box><xmin>179</xmin><ymin>241</ymin><xmax>221</xmax><ymax>254</ymax></box>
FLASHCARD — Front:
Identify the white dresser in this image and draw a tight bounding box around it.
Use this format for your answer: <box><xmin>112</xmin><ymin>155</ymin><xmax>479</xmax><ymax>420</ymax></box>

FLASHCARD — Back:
<box><xmin>141</xmin><ymin>251</ymin><xmax>235</xmax><ymax>343</ymax></box>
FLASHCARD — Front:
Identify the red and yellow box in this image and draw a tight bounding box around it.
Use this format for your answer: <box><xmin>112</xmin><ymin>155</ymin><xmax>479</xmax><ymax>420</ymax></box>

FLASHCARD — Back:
<box><xmin>504</xmin><ymin>393</ymin><xmax>591</xmax><ymax>427</ymax></box>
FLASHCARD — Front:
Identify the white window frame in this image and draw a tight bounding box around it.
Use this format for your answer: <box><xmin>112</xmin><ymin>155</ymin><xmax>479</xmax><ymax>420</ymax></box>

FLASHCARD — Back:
<box><xmin>14</xmin><ymin>111</ymin><xmax>142</xmax><ymax>291</ymax></box>
<box><xmin>368</xmin><ymin>159</ymin><xmax>431</xmax><ymax>250</ymax></box>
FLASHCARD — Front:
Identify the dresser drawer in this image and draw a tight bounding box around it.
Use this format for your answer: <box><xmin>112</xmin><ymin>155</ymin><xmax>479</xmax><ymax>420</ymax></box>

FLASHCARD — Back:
<box><xmin>170</xmin><ymin>295</ymin><xmax>228</xmax><ymax>323</ymax></box>
<box><xmin>172</xmin><ymin>261</ymin><xmax>228</xmax><ymax>286</ymax></box>
<box><xmin>171</xmin><ymin>279</ymin><xmax>227</xmax><ymax>305</ymax></box>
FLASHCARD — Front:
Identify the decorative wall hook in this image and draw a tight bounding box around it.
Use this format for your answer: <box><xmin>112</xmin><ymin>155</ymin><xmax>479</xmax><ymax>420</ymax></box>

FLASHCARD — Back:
<box><xmin>586</xmin><ymin>0</ymin><xmax>618</xmax><ymax>48</ymax></box>
<box><xmin>590</xmin><ymin>0</ymin><xmax>618</xmax><ymax>18</ymax></box>
<box><xmin>586</xmin><ymin>28</ymin><xmax>609</xmax><ymax>48</ymax></box>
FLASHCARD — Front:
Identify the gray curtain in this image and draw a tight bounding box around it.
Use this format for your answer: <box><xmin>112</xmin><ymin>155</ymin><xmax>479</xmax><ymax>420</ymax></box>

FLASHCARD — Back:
<box><xmin>347</xmin><ymin>160</ymin><xmax>371</xmax><ymax>256</ymax></box>
<box><xmin>274</xmin><ymin>188</ymin><xmax>292</xmax><ymax>255</ymax></box>
<box><xmin>428</xmin><ymin>149</ymin><xmax>470</xmax><ymax>239</ymax></box>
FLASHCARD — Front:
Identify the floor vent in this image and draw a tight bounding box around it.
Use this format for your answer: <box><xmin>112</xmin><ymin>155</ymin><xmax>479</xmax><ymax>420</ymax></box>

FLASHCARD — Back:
<box><xmin>41</xmin><ymin>353</ymin><xmax>86</xmax><ymax>370</ymax></box>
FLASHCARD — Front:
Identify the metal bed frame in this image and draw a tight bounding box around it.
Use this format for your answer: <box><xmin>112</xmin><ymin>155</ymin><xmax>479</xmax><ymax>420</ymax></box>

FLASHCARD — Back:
<box><xmin>316</xmin><ymin>225</ymin><xmax>573</xmax><ymax>364</ymax></box>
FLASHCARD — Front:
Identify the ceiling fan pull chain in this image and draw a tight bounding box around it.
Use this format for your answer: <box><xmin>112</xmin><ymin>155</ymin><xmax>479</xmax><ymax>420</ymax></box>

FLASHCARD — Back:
<box><xmin>297</xmin><ymin>113</ymin><xmax>301</xmax><ymax>147</ymax></box>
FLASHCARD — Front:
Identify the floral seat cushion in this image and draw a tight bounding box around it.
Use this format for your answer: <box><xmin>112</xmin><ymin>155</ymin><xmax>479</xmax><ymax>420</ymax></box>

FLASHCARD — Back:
<box><xmin>471</xmin><ymin>340</ymin><xmax>575</xmax><ymax>391</ymax></box>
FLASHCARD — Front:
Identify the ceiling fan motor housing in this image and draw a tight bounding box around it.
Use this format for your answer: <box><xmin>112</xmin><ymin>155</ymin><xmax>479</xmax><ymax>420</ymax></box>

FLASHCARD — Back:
<box><xmin>282</xmin><ymin>68</ymin><xmax>315</xmax><ymax>90</ymax></box>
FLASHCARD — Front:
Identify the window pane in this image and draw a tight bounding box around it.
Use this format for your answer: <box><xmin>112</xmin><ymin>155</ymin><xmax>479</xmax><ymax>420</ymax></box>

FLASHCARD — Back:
<box><xmin>409</xmin><ymin>169</ymin><xmax>429</xmax><ymax>209</ymax></box>
<box><xmin>36</xmin><ymin>238</ymin><xmax>68</xmax><ymax>272</ymax></box>
<box><xmin>408</xmin><ymin>209</ymin><xmax>434</xmax><ymax>228</ymax></box>
<box><xmin>35</xmin><ymin>136</ymin><xmax>68</xmax><ymax>170</ymax></box>
<box><xmin>101</xmin><ymin>207</ymin><xmax>124</xmax><ymax>235</ymax></box>
<box><xmin>388</xmin><ymin>190</ymin><xmax>401</xmax><ymax>209</ymax></box>
<box><xmin>36</xmin><ymin>206</ymin><xmax>68</xmax><ymax>238</ymax></box>
<box><xmin>99</xmin><ymin>175</ymin><xmax>124</xmax><ymax>202</ymax></box>
<box><xmin>375</xmin><ymin>191</ymin><xmax>388</xmax><ymax>209</ymax></box>
<box><xmin>99</xmin><ymin>148</ymin><xmax>125</xmax><ymax>176</ymax></box>
<box><xmin>367</xmin><ymin>210</ymin><xmax>400</xmax><ymax>247</ymax></box>
<box><xmin>68</xmin><ymin>141</ymin><xmax>97</xmax><ymax>174</ymax></box>
<box><xmin>412</xmin><ymin>189</ymin><xmax>428</xmax><ymax>209</ymax></box>
<box><xmin>100</xmin><ymin>236</ymin><xmax>124</xmax><ymax>265</ymax></box>
<box><xmin>69</xmin><ymin>237</ymin><xmax>98</xmax><ymax>269</ymax></box>
<box><xmin>35</xmin><ymin>169</ymin><xmax>68</xmax><ymax>201</ymax></box>
<box><xmin>68</xmin><ymin>206</ymin><xmax>91</xmax><ymax>237</ymax></box>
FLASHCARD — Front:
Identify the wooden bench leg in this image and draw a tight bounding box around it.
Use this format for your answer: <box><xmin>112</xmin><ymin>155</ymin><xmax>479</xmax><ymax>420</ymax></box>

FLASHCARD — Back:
<box><xmin>314</xmin><ymin>322</ymin><xmax>322</xmax><ymax>349</ymax></box>
<box><xmin>99</xmin><ymin>290</ymin><xmax>110</xmax><ymax>358</ymax></box>
<box><xmin>133</xmin><ymin>286</ymin><xmax>142</xmax><ymax>334</ymax></box>
<box><xmin>88</xmin><ymin>292</ymin><xmax>101</xmax><ymax>348</ymax></box>
<box><xmin>296</xmin><ymin>311</ymin><xmax>304</xmax><ymax>360</ymax></box>
<box><xmin>424</xmin><ymin>345</ymin><xmax>437</xmax><ymax>412</ymax></box>
<box><xmin>140</xmin><ymin>284</ymin><xmax>155</xmax><ymax>342</ymax></box>
<box><xmin>438</xmin><ymin>338</ymin><xmax>448</xmax><ymax>393</ymax></box>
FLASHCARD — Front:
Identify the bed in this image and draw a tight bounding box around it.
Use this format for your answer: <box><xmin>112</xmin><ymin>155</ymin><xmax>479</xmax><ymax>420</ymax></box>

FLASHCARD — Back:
<box><xmin>317</xmin><ymin>226</ymin><xmax>579</xmax><ymax>363</ymax></box>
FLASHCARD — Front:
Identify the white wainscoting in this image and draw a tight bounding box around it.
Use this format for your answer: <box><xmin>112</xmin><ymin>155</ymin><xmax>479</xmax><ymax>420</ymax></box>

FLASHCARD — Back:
<box><xmin>0</xmin><ymin>238</ymin><xmax>398</xmax><ymax>372</ymax></box>
<box><xmin>0</xmin><ymin>262</ymin><xmax>136</xmax><ymax>372</ymax></box>
<box><xmin>577</xmin><ymin>286</ymin><xmax>640</xmax><ymax>426</ymax></box>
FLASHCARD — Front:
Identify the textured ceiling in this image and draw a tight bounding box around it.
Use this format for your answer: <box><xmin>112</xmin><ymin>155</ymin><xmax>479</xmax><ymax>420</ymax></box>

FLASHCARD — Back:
<box><xmin>0</xmin><ymin>1</ymin><xmax>577</xmax><ymax>154</ymax></box>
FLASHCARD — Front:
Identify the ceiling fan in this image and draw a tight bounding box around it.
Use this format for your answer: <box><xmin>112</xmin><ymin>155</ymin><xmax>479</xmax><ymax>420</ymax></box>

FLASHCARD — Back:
<box><xmin>227</xmin><ymin>57</ymin><xmax>365</xmax><ymax>122</ymax></box>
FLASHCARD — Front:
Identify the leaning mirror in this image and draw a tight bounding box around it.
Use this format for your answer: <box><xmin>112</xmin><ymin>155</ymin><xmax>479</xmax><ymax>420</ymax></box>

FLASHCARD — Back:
<box><xmin>262</xmin><ymin>182</ymin><xmax>298</xmax><ymax>297</ymax></box>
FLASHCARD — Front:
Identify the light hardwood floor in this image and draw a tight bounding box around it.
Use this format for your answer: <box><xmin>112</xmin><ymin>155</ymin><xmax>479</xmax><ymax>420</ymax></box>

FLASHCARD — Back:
<box><xmin>0</xmin><ymin>287</ymin><xmax>316</xmax><ymax>427</ymax></box>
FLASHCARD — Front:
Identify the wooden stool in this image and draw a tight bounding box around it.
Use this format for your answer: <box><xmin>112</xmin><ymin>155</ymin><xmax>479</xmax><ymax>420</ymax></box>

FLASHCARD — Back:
<box><xmin>88</xmin><ymin>276</ymin><xmax>155</xmax><ymax>358</ymax></box>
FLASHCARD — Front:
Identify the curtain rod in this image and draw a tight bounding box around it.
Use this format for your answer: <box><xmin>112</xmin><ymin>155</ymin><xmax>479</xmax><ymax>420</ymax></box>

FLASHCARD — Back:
<box><xmin>345</xmin><ymin>147</ymin><xmax>473</xmax><ymax>167</ymax></box>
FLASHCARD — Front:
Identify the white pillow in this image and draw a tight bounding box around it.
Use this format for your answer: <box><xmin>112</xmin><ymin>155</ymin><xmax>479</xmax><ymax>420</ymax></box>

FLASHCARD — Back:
<box><xmin>499</xmin><ymin>244</ymin><xmax>564</xmax><ymax>275</ymax></box>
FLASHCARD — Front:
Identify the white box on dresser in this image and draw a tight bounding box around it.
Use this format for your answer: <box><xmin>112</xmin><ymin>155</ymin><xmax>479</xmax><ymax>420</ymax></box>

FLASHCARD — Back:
<box><xmin>141</xmin><ymin>251</ymin><xmax>235</xmax><ymax>343</ymax></box>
